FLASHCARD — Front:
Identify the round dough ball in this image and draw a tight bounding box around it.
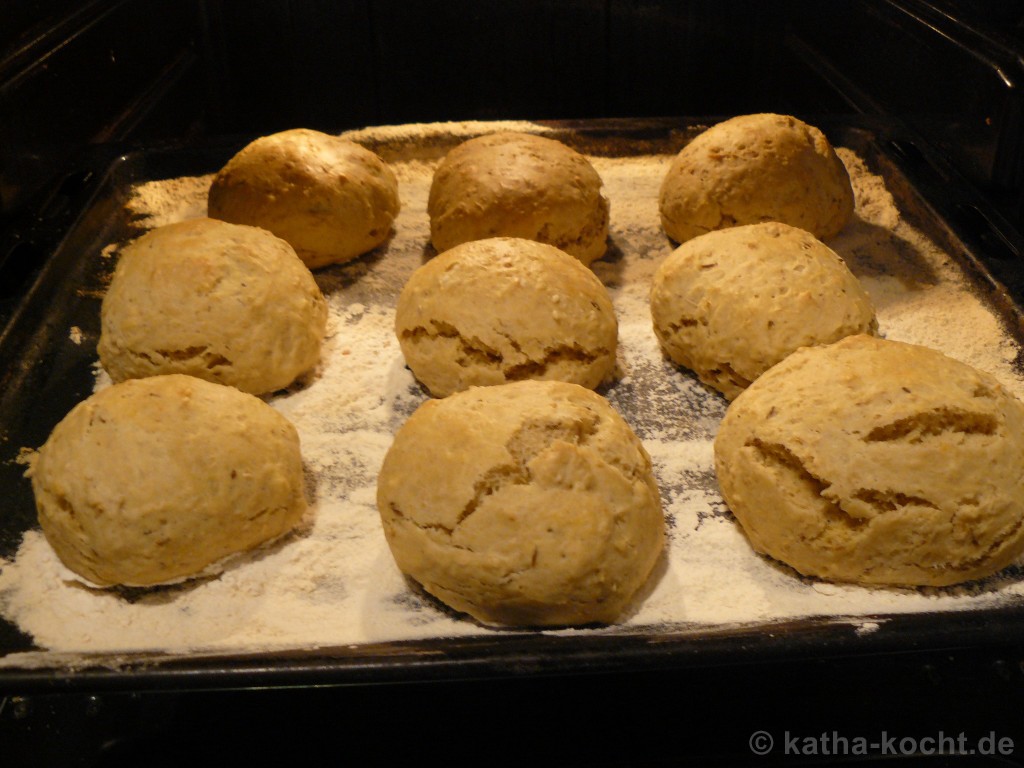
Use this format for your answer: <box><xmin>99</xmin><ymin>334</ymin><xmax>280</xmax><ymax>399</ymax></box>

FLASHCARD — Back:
<box><xmin>98</xmin><ymin>217</ymin><xmax>328</xmax><ymax>395</ymax></box>
<box><xmin>428</xmin><ymin>132</ymin><xmax>609</xmax><ymax>265</ymax></box>
<box><xmin>659</xmin><ymin>113</ymin><xmax>854</xmax><ymax>244</ymax></box>
<box><xmin>396</xmin><ymin>237</ymin><xmax>618</xmax><ymax>397</ymax></box>
<box><xmin>714</xmin><ymin>334</ymin><xmax>1024</xmax><ymax>586</ymax></box>
<box><xmin>377</xmin><ymin>380</ymin><xmax>665</xmax><ymax>626</ymax></box>
<box><xmin>208</xmin><ymin>128</ymin><xmax>400</xmax><ymax>268</ymax></box>
<box><xmin>30</xmin><ymin>375</ymin><xmax>308</xmax><ymax>587</ymax></box>
<box><xmin>650</xmin><ymin>221</ymin><xmax>877</xmax><ymax>400</ymax></box>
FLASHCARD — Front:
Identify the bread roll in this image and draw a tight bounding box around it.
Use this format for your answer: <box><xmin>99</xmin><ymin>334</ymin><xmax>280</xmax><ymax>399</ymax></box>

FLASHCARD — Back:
<box><xmin>30</xmin><ymin>375</ymin><xmax>307</xmax><ymax>587</ymax></box>
<box><xmin>659</xmin><ymin>113</ymin><xmax>854</xmax><ymax>244</ymax></box>
<box><xmin>714</xmin><ymin>335</ymin><xmax>1024</xmax><ymax>586</ymax></box>
<box><xmin>98</xmin><ymin>218</ymin><xmax>327</xmax><ymax>395</ymax></box>
<box><xmin>208</xmin><ymin>128</ymin><xmax>400</xmax><ymax>268</ymax></box>
<box><xmin>377</xmin><ymin>380</ymin><xmax>665</xmax><ymax>626</ymax></box>
<box><xmin>396</xmin><ymin>237</ymin><xmax>618</xmax><ymax>396</ymax></box>
<box><xmin>651</xmin><ymin>221</ymin><xmax>876</xmax><ymax>399</ymax></box>
<box><xmin>428</xmin><ymin>132</ymin><xmax>609</xmax><ymax>265</ymax></box>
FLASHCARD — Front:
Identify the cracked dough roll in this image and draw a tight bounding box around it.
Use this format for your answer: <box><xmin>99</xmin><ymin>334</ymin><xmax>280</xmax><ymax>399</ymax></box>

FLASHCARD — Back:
<box><xmin>395</xmin><ymin>237</ymin><xmax>617</xmax><ymax>397</ymax></box>
<box><xmin>208</xmin><ymin>128</ymin><xmax>400</xmax><ymax>268</ymax></box>
<box><xmin>98</xmin><ymin>217</ymin><xmax>328</xmax><ymax>395</ymax></box>
<box><xmin>714</xmin><ymin>334</ymin><xmax>1024</xmax><ymax>586</ymax></box>
<box><xmin>651</xmin><ymin>221</ymin><xmax>877</xmax><ymax>400</ymax></box>
<box><xmin>428</xmin><ymin>132</ymin><xmax>609</xmax><ymax>265</ymax></box>
<box><xmin>30</xmin><ymin>374</ymin><xmax>307</xmax><ymax>587</ymax></box>
<box><xmin>376</xmin><ymin>380</ymin><xmax>665</xmax><ymax>626</ymax></box>
<box><xmin>659</xmin><ymin>113</ymin><xmax>854</xmax><ymax>244</ymax></box>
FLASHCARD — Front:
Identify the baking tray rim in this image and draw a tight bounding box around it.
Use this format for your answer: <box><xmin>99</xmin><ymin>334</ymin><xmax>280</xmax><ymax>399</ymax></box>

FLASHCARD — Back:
<box><xmin>3</xmin><ymin>115</ymin><xmax>1024</xmax><ymax>693</ymax></box>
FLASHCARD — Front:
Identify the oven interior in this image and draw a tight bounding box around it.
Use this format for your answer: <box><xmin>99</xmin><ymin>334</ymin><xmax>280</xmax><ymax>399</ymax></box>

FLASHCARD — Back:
<box><xmin>2</xmin><ymin>1</ymin><xmax>1024</xmax><ymax>765</ymax></box>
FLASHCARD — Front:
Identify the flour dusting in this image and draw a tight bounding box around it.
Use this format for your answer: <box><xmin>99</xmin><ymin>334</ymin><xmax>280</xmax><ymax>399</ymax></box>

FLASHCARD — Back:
<box><xmin>2</xmin><ymin>121</ymin><xmax>1024</xmax><ymax>665</ymax></box>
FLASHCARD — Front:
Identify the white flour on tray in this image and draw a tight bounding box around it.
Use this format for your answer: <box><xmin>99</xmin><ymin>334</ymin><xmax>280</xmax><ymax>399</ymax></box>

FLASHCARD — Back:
<box><xmin>3</xmin><ymin>122</ymin><xmax>1024</xmax><ymax>663</ymax></box>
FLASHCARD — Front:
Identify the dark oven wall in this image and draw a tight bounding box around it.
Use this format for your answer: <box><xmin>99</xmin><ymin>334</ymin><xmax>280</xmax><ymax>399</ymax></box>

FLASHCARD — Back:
<box><xmin>200</xmin><ymin>1</ymin><xmax>815</xmax><ymax>134</ymax></box>
<box><xmin>0</xmin><ymin>0</ymin><xmax>1021</xmax><ymax>289</ymax></box>
<box><xmin>0</xmin><ymin>0</ymin><xmax>207</xmax><ymax>219</ymax></box>
<box><xmin>0</xmin><ymin>0</ymin><xmax>846</xmax><ymax>220</ymax></box>
<box><xmin>787</xmin><ymin>0</ymin><xmax>1024</xmax><ymax>250</ymax></box>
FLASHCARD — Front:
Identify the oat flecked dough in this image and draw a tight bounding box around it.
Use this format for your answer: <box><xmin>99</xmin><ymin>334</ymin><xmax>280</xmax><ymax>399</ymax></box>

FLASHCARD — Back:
<box><xmin>208</xmin><ymin>127</ymin><xmax>400</xmax><ymax>268</ymax></box>
<box><xmin>659</xmin><ymin>113</ymin><xmax>854</xmax><ymax>244</ymax></box>
<box><xmin>98</xmin><ymin>217</ymin><xmax>328</xmax><ymax>395</ymax></box>
<box><xmin>395</xmin><ymin>237</ymin><xmax>618</xmax><ymax>396</ymax></box>
<box><xmin>29</xmin><ymin>375</ymin><xmax>308</xmax><ymax>587</ymax></box>
<box><xmin>376</xmin><ymin>380</ymin><xmax>665</xmax><ymax>626</ymax></box>
<box><xmin>651</xmin><ymin>221</ymin><xmax>877</xmax><ymax>399</ymax></box>
<box><xmin>714</xmin><ymin>334</ymin><xmax>1024</xmax><ymax>586</ymax></box>
<box><xmin>428</xmin><ymin>132</ymin><xmax>609</xmax><ymax>264</ymax></box>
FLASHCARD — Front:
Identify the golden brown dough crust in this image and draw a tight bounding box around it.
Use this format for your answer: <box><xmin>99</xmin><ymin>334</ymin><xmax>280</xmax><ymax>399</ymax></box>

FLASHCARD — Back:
<box><xmin>30</xmin><ymin>375</ymin><xmax>307</xmax><ymax>587</ymax></box>
<box><xmin>98</xmin><ymin>218</ymin><xmax>327</xmax><ymax>395</ymax></box>
<box><xmin>714</xmin><ymin>335</ymin><xmax>1024</xmax><ymax>586</ymax></box>
<box><xmin>395</xmin><ymin>237</ymin><xmax>618</xmax><ymax>396</ymax></box>
<box><xmin>659</xmin><ymin>113</ymin><xmax>854</xmax><ymax>244</ymax></box>
<box><xmin>377</xmin><ymin>380</ymin><xmax>665</xmax><ymax>626</ymax></box>
<box><xmin>651</xmin><ymin>222</ymin><xmax>876</xmax><ymax>399</ymax></box>
<box><xmin>428</xmin><ymin>132</ymin><xmax>609</xmax><ymax>264</ymax></box>
<box><xmin>208</xmin><ymin>128</ymin><xmax>400</xmax><ymax>268</ymax></box>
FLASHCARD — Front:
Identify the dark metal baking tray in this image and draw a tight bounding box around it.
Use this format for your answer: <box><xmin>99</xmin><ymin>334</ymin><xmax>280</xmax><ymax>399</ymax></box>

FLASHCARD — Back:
<box><xmin>2</xmin><ymin>116</ymin><xmax>1024</xmax><ymax>695</ymax></box>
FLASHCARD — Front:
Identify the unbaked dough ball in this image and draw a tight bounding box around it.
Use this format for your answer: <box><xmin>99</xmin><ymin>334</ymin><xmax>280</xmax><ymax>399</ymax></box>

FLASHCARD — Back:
<box><xmin>377</xmin><ymin>380</ymin><xmax>664</xmax><ymax>626</ymax></box>
<box><xmin>208</xmin><ymin>128</ymin><xmax>400</xmax><ymax>268</ymax></box>
<box><xmin>714</xmin><ymin>334</ymin><xmax>1024</xmax><ymax>586</ymax></box>
<box><xmin>659</xmin><ymin>113</ymin><xmax>854</xmax><ymax>244</ymax></box>
<box><xmin>395</xmin><ymin>237</ymin><xmax>618</xmax><ymax>397</ymax></box>
<box><xmin>428</xmin><ymin>132</ymin><xmax>609</xmax><ymax>265</ymax></box>
<box><xmin>650</xmin><ymin>221</ymin><xmax>877</xmax><ymax>400</ymax></box>
<box><xmin>30</xmin><ymin>375</ymin><xmax>307</xmax><ymax>587</ymax></box>
<box><xmin>98</xmin><ymin>217</ymin><xmax>328</xmax><ymax>395</ymax></box>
